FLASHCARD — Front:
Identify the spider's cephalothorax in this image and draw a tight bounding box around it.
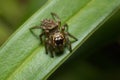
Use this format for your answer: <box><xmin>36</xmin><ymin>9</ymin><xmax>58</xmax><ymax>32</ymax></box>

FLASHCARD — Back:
<box><xmin>30</xmin><ymin>12</ymin><xmax>77</xmax><ymax>57</ymax></box>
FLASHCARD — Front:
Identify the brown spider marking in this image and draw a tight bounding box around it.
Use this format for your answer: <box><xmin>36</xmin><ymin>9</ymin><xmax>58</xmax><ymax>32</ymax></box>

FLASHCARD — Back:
<box><xmin>30</xmin><ymin>12</ymin><xmax>77</xmax><ymax>57</ymax></box>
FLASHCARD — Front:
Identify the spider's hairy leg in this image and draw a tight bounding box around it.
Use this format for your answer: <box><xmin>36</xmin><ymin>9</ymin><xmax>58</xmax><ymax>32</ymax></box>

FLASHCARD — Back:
<box><xmin>45</xmin><ymin>38</ymin><xmax>48</xmax><ymax>54</ymax></box>
<box><xmin>63</xmin><ymin>23</ymin><xmax>68</xmax><ymax>31</ymax></box>
<box><xmin>30</xmin><ymin>26</ymin><xmax>41</xmax><ymax>34</ymax></box>
<box><xmin>49</xmin><ymin>46</ymin><xmax>54</xmax><ymax>58</ymax></box>
<box><xmin>45</xmin><ymin>38</ymin><xmax>54</xmax><ymax>57</ymax></box>
<box><xmin>51</xmin><ymin>12</ymin><xmax>60</xmax><ymax>21</ymax></box>
<box><xmin>68</xmin><ymin>42</ymin><xmax>72</xmax><ymax>52</ymax></box>
<box><xmin>51</xmin><ymin>12</ymin><xmax>61</xmax><ymax>27</ymax></box>
<box><xmin>39</xmin><ymin>32</ymin><xmax>44</xmax><ymax>43</ymax></box>
<box><xmin>30</xmin><ymin>26</ymin><xmax>41</xmax><ymax>38</ymax></box>
<box><xmin>62</xmin><ymin>24</ymin><xmax>77</xmax><ymax>41</ymax></box>
<box><xmin>30</xmin><ymin>26</ymin><xmax>41</xmax><ymax>31</ymax></box>
<box><xmin>48</xmin><ymin>41</ymin><xmax>54</xmax><ymax>57</ymax></box>
<box><xmin>67</xmin><ymin>32</ymin><xmax>78</xmax><ymax>41</ymax></box>
<box><xmin>66</xmin><ymin>37</ymin><xmax>72</xmax><ymax>52</ymax></box>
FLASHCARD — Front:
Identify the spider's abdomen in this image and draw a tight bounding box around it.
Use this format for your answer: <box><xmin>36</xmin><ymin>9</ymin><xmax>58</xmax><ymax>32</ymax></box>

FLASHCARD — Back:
<box><xmin>41</xmin><ymin>19</ymin><xmax>58</xmax><ymax>30</ymax></box>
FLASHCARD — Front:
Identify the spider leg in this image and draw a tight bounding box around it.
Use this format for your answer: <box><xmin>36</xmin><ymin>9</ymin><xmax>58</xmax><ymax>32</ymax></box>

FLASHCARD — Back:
<box><xmin>62</xmin><ymin>23</ymin><xmax>68</xmax><ymax>31</ymax></box>
<box><xmin>48</xmin><ymin>41</ymin><xmax>54</xmax><ymax>57</ymax></box>
<box><xmin>30</xmin><ymin>26</ymin><xmax>41</xmax><ymax>39</ymax></box>
<box><xmin>45</xmin><ymin>38</ymin><xmax>48</xmax><ymax>54</ymax></box>
<box><xmin>30</xmin><ymin>26</ymin><xmax>41</xmax><ymax>31</ymax></box>
<box><xmin>68</xmin><ymin>42</ymin><xmax>72</xmax><ymax>52</ymax></box>
<box><xmin>67</xmin><ymin>32</ymin><xmax>78</xmax><ymax>41</ymax></box>
<box><xmin>49</xmin><ymin>46</ymin><xmax>54</xmax><ymax>57</ymax></box>
<box><xmin>62</xmin><ymin>23</ymin><xmax>77</xmax><ymax>41</ymax></box>
<box><xmin>51</xmin><ymin>12</ymin><xmax>61</xmax><ymax>27</ymax></box>
<box><xmin>51</xmin><ymin>12</ymin><xmax>60</xmax><ymax>21</ymax></box>
<box><xmin>39</xmin><ymin>32</ymin><xmax>44</xmax><ymax>43</ymax></box>
<box><xmin>66</xmin><ymin>37</ymin><xmax>72</xmax><ymax>52</ymax></box>
<box><xmin>45</xmin><ymin>37</ymin><xmax>54</xmax><ymax>57</ymax></box>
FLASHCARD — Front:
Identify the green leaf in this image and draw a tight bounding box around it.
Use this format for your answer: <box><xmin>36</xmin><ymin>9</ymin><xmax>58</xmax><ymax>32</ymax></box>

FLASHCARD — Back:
<box><xmin>0</xmin><ymin>0</ymin><xmax>120</xmax><ymax>80</ymax></box>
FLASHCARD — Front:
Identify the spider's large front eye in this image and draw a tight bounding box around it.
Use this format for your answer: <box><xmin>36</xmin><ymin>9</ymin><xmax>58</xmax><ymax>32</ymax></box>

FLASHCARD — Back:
<box><xmin>53</xmin><ymin>32</ymin><xmax>65</xmax><ymax>46</ymax></box>
<box><xmin>54</xmin><ymin>37</ymin><xmax>64</xmax><ymax>46</ymax></box>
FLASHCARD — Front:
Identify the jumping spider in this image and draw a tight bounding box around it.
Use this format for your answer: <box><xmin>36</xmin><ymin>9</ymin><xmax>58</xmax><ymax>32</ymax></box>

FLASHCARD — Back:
<box><xmin>30</xmin><ymin>12</ymin><xmax>77</xmax><ymax>57</ymax></box>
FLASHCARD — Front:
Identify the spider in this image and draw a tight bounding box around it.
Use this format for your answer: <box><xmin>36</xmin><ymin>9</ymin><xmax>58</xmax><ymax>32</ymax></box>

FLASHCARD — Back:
<box><xmin>30</xmin><ymin>12</ymin><xmax>77</xmax><ymax>57</ymax></box>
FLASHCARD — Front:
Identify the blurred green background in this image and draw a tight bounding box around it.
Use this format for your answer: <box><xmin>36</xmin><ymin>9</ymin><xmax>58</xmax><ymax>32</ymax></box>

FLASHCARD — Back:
<box><xmin>0</xmin><ymin>0</ymin><xmax>120</xmax><ymax>80</ymax></box>
<box><xmin>0</xmin><ymin>0</ymin><xmax>47</xmax><ymax>46</ymax></box>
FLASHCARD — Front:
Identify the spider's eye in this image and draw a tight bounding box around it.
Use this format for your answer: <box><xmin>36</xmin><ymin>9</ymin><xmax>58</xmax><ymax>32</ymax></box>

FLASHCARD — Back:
<box><xmin>53</xmin><ymin>32</ymin><xmax>65</xmax><ymax>46</ymax></box>
<box><xmin>55</xmin><ymin>38</ymin><xmax>63</xmax><ymax>45</ymax></box>
<box><xmin>54</xmin><ymin>37</ymin><xmax>64</xmax><ymax>46</ymax></box>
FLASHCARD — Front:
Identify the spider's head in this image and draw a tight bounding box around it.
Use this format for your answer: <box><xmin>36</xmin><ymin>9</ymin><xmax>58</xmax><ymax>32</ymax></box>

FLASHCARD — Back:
<box><xmin>53</xmin><ymin>32</ymin><xmax>65</xmax><ymax>47</ymax></box>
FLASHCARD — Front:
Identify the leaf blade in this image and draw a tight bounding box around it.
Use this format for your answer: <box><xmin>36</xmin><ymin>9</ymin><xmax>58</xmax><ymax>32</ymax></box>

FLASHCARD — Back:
<box><xmin>0</xmin><ymin>0</ymin><xmax>120</xmax><ymax>80</ymax></box>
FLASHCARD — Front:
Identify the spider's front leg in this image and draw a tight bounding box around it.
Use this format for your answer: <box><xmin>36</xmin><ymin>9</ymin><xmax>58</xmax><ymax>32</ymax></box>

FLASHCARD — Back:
<box><xmin>51</xmin><ymin>12</ymin><xmax>61</xmax><ymax>27</ymax></box>
<box><xmin>67</xmin><ymin>32</ymin><xmax>78</xmax><ymax>41</ymax></box>
<box><xmin>65</xmin><ymin>36</ymin><xmax>72</xmax><ymax>52</ymax></box>
<box><xmin>30</xmin><ymin>26</ymin><xmax>41</xmax><ymax>38</ymax></box>
<box><xmin>30</xmin><ymin>26</ymin><xmax>41</xmax><ymax>33</ymax></box>
<box><xmin>62</xmin><ymin>23</ymin><xmax>78</xmax><ymax>41</ymax></box>
<box><xmin>30</xmin><ymin>26</ymin><xmax>45</xmax><ymax>43</ymax></box>
<box><xmin>45</xmin><ymin>37</ymin><xmax>54</xmax><ymax>57</ymax></box>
